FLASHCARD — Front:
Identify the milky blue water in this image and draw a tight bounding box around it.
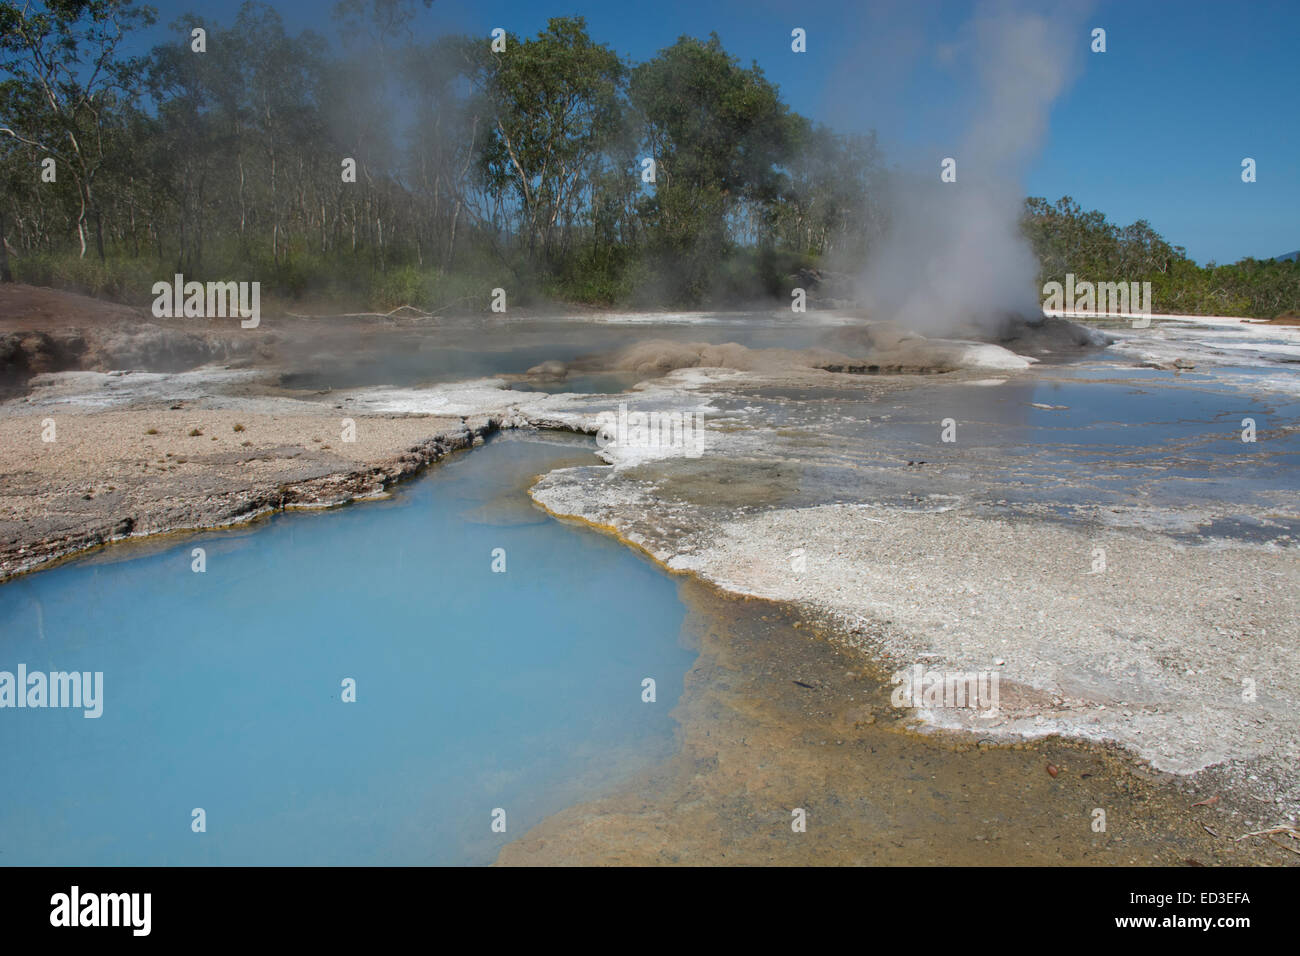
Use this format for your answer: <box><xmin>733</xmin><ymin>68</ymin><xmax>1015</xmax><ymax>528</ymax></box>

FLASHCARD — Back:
<box><xmin>0</xmin><ymin>434</ymin><xmax>694</xmax><ymax>865</ymax></box>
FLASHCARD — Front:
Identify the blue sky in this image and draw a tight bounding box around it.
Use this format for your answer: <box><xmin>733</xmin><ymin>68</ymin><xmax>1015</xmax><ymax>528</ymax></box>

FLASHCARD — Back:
<box><xmin>135</xmin><ymin>0</ymin><xmax>1299</xmax><ymax>265</ymax></box>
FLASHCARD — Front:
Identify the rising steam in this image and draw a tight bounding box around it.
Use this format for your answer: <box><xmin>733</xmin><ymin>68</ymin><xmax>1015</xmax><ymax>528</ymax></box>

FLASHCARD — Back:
<box><xmin>856</xmin><ymin>2</ymin><xmax>1085</xmax><ymax>334</ymax></box>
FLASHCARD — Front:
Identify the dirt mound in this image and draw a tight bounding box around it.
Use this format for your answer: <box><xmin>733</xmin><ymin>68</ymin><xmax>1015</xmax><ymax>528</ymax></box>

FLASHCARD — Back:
<box><xmin>532</xmin><ymin>329</ymin><xmax>1019</xmax><ymax>381</ymax></box>
<box><xmin>0</xmin><ymin>282</ymin><xmax>144</xmax><ymax>330</ymax></box>
<box><xmin>0</xmin><ymin>283</ymin><xmax>259</xmax><ymax>385</ymax></box>
<box><xmin>582</xmin><ymin>340</ymin><xmax>851</xmax><ymax>376</ymax></box>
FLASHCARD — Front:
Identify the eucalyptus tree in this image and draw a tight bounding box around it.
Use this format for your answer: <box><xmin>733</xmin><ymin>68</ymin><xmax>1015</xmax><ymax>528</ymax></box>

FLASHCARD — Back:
<box><xmin>0</xmin><ymin>0</ymin><xmax>157</xmax><ymax>260</ymax></box>
<box><xmin>400</xmin><ymin>35</ymin><xmax>490</xmax><ymax>270</ymax></box>
<box><xmin>777</xmin><ymin>124</ymin><xmax>883</xmax><ymax>262</ymax></box>
<box><xmin>233</xmin><ymin>4</ymin><xmax>327</xmax><ymax>268</ymax></box>
<box><xmin>0</xmin><ymin>134</ymin><xmax>16</xmax><ymax>279</ymax></box>
<box><xmin>475</xmin><ymin>17</ymin><xmax>628</xmax><ymax>268</ymax></box>
<box><xmin>0</xmin><ymin>117</ymin><xmax>30</xmax><ymax>275</ymax></box>
<box><xmin>630</xmin><ymin>33</ymin><xmax>800</xmax><ymax>299</ymax></box>
<box><xmin>146</xmin><ymin>19</ymin><xmax>231</xmax><ymax>269</ymax></box>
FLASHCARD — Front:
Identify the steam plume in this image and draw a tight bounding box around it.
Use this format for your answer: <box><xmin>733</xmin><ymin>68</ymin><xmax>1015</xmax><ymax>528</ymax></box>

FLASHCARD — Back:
<box><xmin>856</xmin><ymin>1</ymin><xmax>1085</xmax><ymax>333</ymax></box>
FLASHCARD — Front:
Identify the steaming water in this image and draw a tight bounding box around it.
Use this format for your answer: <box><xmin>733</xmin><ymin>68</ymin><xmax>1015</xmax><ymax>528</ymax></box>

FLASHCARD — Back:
<box><xmin>0</xmin><ymin>434</ymin><xmax>694</xmax><ymax>865</ymax></box>
<box><xmin>277</xmin><ymin>313</ymin><xmax>860</xmax><ymax>392</ymax></box>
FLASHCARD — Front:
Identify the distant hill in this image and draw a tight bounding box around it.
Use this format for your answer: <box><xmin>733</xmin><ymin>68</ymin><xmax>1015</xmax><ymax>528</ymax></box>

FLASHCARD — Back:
<box><xmin>1275</xmin><ymin>250</ymin><xmax>1299</xmax><ymax>262</ymax></box>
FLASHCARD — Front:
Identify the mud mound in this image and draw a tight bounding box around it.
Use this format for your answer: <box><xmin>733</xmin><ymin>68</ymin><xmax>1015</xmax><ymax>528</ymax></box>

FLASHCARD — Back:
<box><xmin>529</xmin><ymin>329</ymin><xmax>1029</xmax><ymax>382</ymax></box>
<box><xmin>992</xmin><ymin>314</ymin><xmax>1114</xmax><ymax>351</ymax></box>
<box><xmin>579</xmin><ymin>340</ymin><xmax>851</xmax><ymax>376</ymax></box>
<box><xmin>0</xmin><ymin>283</ymin><xmax>260</xmax><ymax>385</ymax></box>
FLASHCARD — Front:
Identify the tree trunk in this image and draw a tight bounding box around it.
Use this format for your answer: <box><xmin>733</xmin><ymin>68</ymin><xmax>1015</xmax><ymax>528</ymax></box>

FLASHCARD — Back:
<box><xmin>92</xmin><ymin>203</ymin><xmax>106</xmax><ymax>262</ymax></box>
<box><xmin>445</xmin><ymin>199</ymin><xmax>461</xmax><ymax>270</ymax></box>
<box><xmin>0</xmin><ymin>208</ymin><xmax>13</xmax><ymax>283</ymax></box>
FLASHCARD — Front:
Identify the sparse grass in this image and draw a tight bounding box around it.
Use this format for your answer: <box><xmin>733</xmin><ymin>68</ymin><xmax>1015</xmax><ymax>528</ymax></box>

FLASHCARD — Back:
<box><xmin>233</xmin><ymin>423</ymin><xmax>245</xmax><ymax>432</ymax></box>
<box><xmin>14</xmin><ymin>243</ymin><xmax>560</xmax><ymax>314</ymax></box>
<box><xmin>145</xmin><ymin>428</ymin><xmax>158</xmax><ymax>435</ymax></box>
<box><xmin>188</xmin><ymin>428</ymin><xmax>203</xmax><ymax>437</ymax></box>
<box><xmin>13</xmin><ymin>252</ymin><xmax>164</xmax><ymax>305</ymax></box>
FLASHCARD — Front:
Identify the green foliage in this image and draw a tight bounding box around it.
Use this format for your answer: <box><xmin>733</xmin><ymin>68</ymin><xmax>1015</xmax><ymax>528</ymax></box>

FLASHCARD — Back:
<box><xmin>628</xmin><ymin>34</ymin><xmax>803</xmax><ymax>300</ymax></box>
<box><xmin>475</xmin><ymin>18</ymin><xmax>629</xmax><ymax>266</ymax></box>
<box><xmin>365</xmin><ymin>264</ymin><xmax>496</xmax><ymax>312</ymax></box>
<box><xmin>0</xmin><ymin>0</ymin><xmax>157</xmax><ymax>260</ymax></box>
<box><xmin>1</xmin><ymin>2</ymin><xmax>1290</xmax><ymax>318</ymax></box>
<box><xmin>1023</xmin><ymin>197</ymin><xmax>1299</xmax><ymax>318</ymax></box>
<box><xmin>13</xmin><ymin>252</ymin><xmax>164</xmax><ymax>302</ymax></box>
<box><xmin>775</xmin><ymin>126</ymin><xmax>883</xmax><ymax>260</ymax></box>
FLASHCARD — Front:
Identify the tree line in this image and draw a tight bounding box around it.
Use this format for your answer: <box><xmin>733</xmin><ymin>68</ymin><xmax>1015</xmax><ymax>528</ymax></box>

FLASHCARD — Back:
<box><xmin>1</xmin><ymin>0</ymin><xmax>881</xmax><ymax>307</ymax></box>
<box><xmin>1</xmin><ymin>0</ymin><xmax>1294</xmax><ymax>317</ymax></box>
<box><xmin>1022</xmin><ymin>196</ymin><xmax>1298</xmax><ymax>319</ymax></box>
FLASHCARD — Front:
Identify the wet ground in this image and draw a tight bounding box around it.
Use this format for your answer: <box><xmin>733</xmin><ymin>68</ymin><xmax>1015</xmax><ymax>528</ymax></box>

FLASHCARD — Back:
<box><xmin>270</xmin><ymin>311</ymin><xmax>866</xmax><ymax>393</ymax></box>
<box><xmin>501</xmin><ymin>581</ymin><xmax>1290</xmax><ymax>866</ymax></box>
<box><xmin>4</xmin><ymin>291</ymin><xmax>1297</xmax><ymax>865</ymax></box>
<box><xmin>524</xmin><ymin>316</ymin><xmax>1300</xmax><ymax>829</ymax></box>
<box><xmin>705</xmin><ymin>361</ymin><xmax>1300</xmax><ymax>543</ymax></box>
